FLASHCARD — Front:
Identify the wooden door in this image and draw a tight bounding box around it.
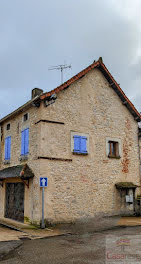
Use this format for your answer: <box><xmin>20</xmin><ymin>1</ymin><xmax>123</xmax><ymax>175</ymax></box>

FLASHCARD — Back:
<box><xmin>5</xmin><ymin>183</ymin><xmax>24</xmax><ymax>222</ymax></box>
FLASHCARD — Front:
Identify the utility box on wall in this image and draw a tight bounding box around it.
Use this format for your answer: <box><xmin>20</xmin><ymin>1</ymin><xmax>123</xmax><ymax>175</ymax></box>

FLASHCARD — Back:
<box><xmin>126</xmin><ymin>195</ymin><xmax>133</xmax><ymax>203</ymax></box>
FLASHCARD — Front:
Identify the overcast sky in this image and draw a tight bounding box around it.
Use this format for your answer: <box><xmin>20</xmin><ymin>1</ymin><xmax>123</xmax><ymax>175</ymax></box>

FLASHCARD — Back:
<box><xmin>0</xmin><ymin>0</ymin><xmax>141</xmax><ymax>118</ymax></box>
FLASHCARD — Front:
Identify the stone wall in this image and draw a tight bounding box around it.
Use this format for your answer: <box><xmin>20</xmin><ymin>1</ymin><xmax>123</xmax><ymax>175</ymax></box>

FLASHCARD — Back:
<box><xmin>0</xmin><ymin>67</ymin><xmax>140</xmax><ymax>224</ymax></box>
<box><xmin>39</xmin><ymin>68</ymin><xmax>140</xmax><ymax>223</ymax></box>
<box><xmin>0</xmin><ymin>105</ymin><xmax>42</xmax><ymax>223</ymax></box>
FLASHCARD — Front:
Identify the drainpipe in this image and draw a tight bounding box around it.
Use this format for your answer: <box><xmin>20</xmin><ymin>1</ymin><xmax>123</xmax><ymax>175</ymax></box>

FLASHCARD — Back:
<box><xmin>137</xmin><ymin>125</ymin><xmax>141</xmax><ymax>213</ymax></box>
<box><xmin>138</xmin><ymin>126</ymin><xmax>141</xmax><ymax>188</ymax></box>
<box><xmin>133</xmin><ymin>188</ymin><xmax>136</xmax><ymax>212</ymax></box>
<box><xmin>0</xmin><ymin>125</ymin><xmax>3</xmax><ymax>168</ymax></box>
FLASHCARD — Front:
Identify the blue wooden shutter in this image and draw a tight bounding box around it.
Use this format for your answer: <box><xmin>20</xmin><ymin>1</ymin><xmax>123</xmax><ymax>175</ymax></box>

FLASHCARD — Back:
<box><xmin>7</xmin><ymin>136</ymin><xmax>11</xmax><ymax>159</ymax></box>
<box><xmin>5</xmin><ymin>138</ymin><xmax>8</xmax><ymax>160</ymax></box>
<box><xmin>80</xmin><ymin>136</ymin><xmax>87</xmax><ymax>153</ymax></box>
<box><xmin>24</xmin><ymin>128</ymin><xmax>29</xmax><ymax>154</ymax></box>
<box><xmin>21</xmin><ymin>130</ymin><xmax>25</xmax><ymax>155</ymax></box>
<box><xmin>73</xmin><ymin>135</ymin><xmax>81</xmax><ymax>152</ymax></box>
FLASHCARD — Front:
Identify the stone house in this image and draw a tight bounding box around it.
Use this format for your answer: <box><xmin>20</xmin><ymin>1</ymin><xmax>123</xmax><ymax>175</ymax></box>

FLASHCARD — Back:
<box><xmin>0</xmin><ymin>57</ymin><xmax>141</xmax><ymax>225</ymax></box>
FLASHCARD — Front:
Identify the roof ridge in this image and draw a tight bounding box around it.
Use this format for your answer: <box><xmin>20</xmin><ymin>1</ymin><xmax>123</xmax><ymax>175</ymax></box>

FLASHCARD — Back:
<box><xmin>40</xmin><ymin>58</ymin><xmax>141</xmax><ymax>122</ymax></box>
<box><xmin>40</xmin><ymin>61</ymin><xmax>100</xmax><ymax>99</ymax></box>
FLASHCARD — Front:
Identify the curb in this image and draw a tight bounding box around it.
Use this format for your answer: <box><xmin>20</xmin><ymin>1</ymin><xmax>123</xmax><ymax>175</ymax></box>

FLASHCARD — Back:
<box><xmin>37</xmin><ymin>232</ymin><xmax>73</xmax><ymax>240</ymax></box>
<box><xmin>0</xmin><ymin>222</ymin><xmax>72</xmax><ymax>241</ymax></box>
<box><xmin>0</xmin><ymin>222</ymin><xmax>25</xmax><ymax>233</ymax></box>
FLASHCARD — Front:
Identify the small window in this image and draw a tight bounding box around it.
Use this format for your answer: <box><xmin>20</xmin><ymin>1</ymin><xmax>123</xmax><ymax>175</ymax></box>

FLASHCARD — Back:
<box><xmin>71</xmin><ymin>132</ymin><xmax>89</xmax><ymax>154</ymax></box>
<box><xmin>23</xmin><ymin>113</ymin><xmax>28</xmax><ymax>122</ymax></box>
<box><xmin>6</xmin><ymin>124</ymin><xmax>10</xmax><ymax>130</ymax></box>
<box><xmin>108</xmin><ymin>141</ymin><xmax>119</xmax><ymax>158</ymax></box>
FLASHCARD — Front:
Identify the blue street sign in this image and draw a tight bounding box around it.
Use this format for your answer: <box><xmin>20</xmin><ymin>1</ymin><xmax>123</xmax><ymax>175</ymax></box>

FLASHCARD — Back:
<box><xmin>40</xmin><ymin>177</ymin><xmax>48</xmax><ymax>187</ymax></box>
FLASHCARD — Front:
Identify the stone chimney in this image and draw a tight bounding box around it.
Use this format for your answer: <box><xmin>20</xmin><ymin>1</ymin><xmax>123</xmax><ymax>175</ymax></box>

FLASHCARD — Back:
<box><xmin>32</xmin><ymin>88</ymin><xmax>43</xmax><ymax>99</ymax></box>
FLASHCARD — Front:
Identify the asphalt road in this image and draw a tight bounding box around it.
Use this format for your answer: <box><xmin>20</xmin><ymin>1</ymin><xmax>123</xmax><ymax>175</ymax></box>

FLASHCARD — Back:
<box><xmin>1</xmin><ymin>226</ymin><xmax>141</xmax><ymax>264</ymax></box>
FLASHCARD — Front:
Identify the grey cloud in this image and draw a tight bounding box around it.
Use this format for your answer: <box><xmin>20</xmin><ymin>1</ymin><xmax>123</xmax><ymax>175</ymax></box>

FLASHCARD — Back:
<box><xmin>0</xmin><ymin>0</ymin><xmax>141</xmax><ymax>118</ymax></box>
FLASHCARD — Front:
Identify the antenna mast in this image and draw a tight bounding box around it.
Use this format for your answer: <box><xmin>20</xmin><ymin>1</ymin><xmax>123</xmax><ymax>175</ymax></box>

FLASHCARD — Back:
<box><xmin>48</xmin><ymin>64</ymin><xmax>71</xmax><ymax>84</ymax></box>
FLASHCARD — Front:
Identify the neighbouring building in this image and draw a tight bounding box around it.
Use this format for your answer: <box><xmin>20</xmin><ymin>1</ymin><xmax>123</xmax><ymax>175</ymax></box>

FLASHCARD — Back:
<box><xmin>0</xmin><ymin>57</ymin><xmax>141</xmax><ymax>225</ymax></box>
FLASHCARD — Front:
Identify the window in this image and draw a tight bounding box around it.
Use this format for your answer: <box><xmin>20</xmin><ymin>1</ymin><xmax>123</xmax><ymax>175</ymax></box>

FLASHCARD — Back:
<box><xmin>23</xmin><ymin>113</ymin><xmax>28</xmax><ymax>122</ymax></box>
<box><xmin>106</xmin><ymin>137</ymin><xmax>121</xmax><ymax>159</ymax></box>
<box><xmin>5</xmin><ymin>136</ymin><xmax>11</xmax><ymax>160</ymax></box>
<box><xmin>21</xmin><ymin>128</ymin><xmax>29</xmax><ymax>155</ymax></box>
<box><xmin>108</xmin><ymin>141</ymin><xmax>119</xmax><ymax>158</ymax></box>
<box><xmin>71</xmin><ymin>132</ymin><xmax>89</xmax><ymax>154</ymax></box>
<box><xmin>6</xmin><ymin>123</ymin><xmax>10</xmax><ymax>130</ymax></box>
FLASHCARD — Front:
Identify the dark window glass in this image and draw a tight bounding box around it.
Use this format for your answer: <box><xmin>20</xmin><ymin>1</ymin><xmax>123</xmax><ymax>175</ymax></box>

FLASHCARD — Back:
<box><xmin>6</xmin><ymin>124</ymin><xmax>10</xmax><ymax>130</ymax></box>
<box><xmin>108</xmin><ymin>141</ymin><xmax>119</xmax><ymax>157</ymax></box>
<box><xmin>23</xmin><ymin>113</ymin><xmax>28</xmax><ymax>122</ymax></box>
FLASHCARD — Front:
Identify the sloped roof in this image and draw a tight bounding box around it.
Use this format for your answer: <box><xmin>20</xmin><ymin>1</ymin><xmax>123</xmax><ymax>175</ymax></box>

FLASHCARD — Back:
<box><xmin>41</xmin><ymin>57</ymin><xmax>141</xmax><ymax>122</ymax></box>
<box><xmin>0</xmin><ymin>164</ymin><xmax>34</xmax><ymax>180</ymax></box>
<box><xmin>0</xmin><ymin>57</ymin><xmax>140</xmax><ymax>123</ymax></box>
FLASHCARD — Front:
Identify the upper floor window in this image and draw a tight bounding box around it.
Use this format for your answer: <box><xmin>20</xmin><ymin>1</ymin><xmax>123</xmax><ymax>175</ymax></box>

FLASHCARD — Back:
<box><xmin>108</xmin><ymin>141</ymin><xmax>119</xmax><ymax>158</ymax></box>
<box><xmin>23</xmin><ymin>113</ymin><xmax>28</xmax><ymax>122</ymax></box>
<box><xmin>5</xmin><ymin>136</ymin><xmax>11</xmax><ymax>160</ymax></box>
<box><xmin>71</xmin><ymin>132</ymin><xmax>89</xmax><ymax>154</ymax></box>
<box><xmin>6</xmin><ymin>123</ymin><xmax>10</xmax><ymax>131</ymax></box>
<box><xmin>21</xmin><ymin>128</ymin><xmax>29</xmax><ymax>155</ymax></box>
<box><xmin>106</xmin><ymin>137</ymin><xmax>121</xmax><ymax>159</ymax></box>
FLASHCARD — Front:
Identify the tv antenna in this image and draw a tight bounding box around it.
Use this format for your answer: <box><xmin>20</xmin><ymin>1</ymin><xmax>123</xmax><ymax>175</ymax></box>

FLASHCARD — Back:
<box><xmin>48</xmin><ymin>64</ymin><xmax>71</xmax><ymax>84</ymax></box>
